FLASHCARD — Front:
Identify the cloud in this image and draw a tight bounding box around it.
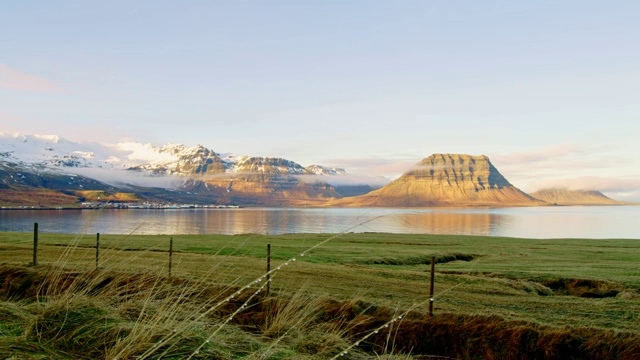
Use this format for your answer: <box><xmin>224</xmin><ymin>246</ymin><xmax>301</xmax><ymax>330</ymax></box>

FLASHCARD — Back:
<box><xmin>529</xmin><ymin>176</ymin><xmax>640</xmax><ymax>193</ymax></box>
<box><xmin>69</xmin><ymin>167</ymin><xmax>183</xmax><ymax>189</ymax></box>
<box><xmin>114</xmin><ymin>142</ymin><xmax>177</xmax><ymax>164</ymax></box>
<box><xmin>492</xmin><ymin>144</ymin><xmax>629</xmax><ymax>172</ymax></box>
<box><xmin>491</xmin><ymin>144</ymin><xmax>586</xmax><ymax>165</ymax></box>
<box><xmin>295</xmin><ymin>174</ymin><xmax>391</xmax><ymax>187</ymax></box>
<box><xmin>0</xmin><ymin>63</ymin><xmax>63</xmax><ymax>93</ymax></box>
<box><xmin>489</xmin><ymin>143</ymin><xmax>636</xmax><ymax>190</ymax></box>
<box><xmin>321</xmin><ymin>157</ymin><xmax>418</xmax><ymax>180</ymax></box>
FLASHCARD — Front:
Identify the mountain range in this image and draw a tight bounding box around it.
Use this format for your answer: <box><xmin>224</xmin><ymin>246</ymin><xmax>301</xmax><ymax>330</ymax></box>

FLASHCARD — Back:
<box><xmin>0</xmin><ymin>133</ymin><xmax>379</xmax><ymax>206</ymax></box>
<box><xmin>0</xmin><ymin>133</ymin><xmax>625</xmax><ymax>207</ymax></box>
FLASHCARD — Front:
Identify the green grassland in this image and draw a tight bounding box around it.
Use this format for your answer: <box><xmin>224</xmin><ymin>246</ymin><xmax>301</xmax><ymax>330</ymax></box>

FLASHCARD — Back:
<box><xmin>0</xmin><ymin>232</ymin><xmax>639</xmax><ymax>359</ymax></box>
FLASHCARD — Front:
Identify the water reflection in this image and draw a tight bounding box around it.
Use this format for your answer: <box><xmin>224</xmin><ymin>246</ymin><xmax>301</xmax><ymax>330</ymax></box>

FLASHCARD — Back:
<box><xmin>1</xmin><ymin>206</ymin><xmax>639</xmax><ymax>239</ymax></box>
<box><xmin>372</xmin><ymin>211</ymin><xmax>497</xmax><ymax>236</ymax></box>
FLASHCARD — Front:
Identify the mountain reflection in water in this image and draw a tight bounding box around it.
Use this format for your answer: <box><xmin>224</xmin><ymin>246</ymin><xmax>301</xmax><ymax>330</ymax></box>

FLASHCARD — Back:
<box><xmin>1</xmin><ymin>206</ymin><xmax>639</xmax><ymax>239</ymax></box>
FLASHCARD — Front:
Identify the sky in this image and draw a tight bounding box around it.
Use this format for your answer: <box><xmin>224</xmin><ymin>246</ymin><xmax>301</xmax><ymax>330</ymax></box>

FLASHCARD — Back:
<box><xmin>1</xmin><ymin>1</ymin><xmax>639</xmax><ymax>200</ymax></box>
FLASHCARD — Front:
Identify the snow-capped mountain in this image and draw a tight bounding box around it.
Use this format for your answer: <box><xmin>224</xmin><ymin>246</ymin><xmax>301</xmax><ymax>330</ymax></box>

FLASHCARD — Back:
<box><xmin>0</xmin><ymin>133</ymin><xmax>188</xmax><ymax>171</ymax></box>
<box><xmin>0</xmin><ymin>134</ymin><xmax>116</xmax><ymax>169</ymax></box>
<box><xmin>0</xmin><ymin>133</ymin><xmax>348</xmax><ymax>178</ymax></box>
<box><xmin>127</xmin><ymin>143</ymin><xmax>227</xmax><ymax>176</ymax></box>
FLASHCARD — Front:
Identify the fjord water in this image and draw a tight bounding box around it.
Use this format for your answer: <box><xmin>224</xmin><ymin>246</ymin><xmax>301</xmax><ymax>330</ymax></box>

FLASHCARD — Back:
<box><xmin>1</xmin><ymin>206</ymin><xmax>639</xmax><ymax>239</ymax></box>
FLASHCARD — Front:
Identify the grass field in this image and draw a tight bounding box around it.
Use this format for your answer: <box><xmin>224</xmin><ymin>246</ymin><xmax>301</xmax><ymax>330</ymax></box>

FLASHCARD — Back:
<box><xmin>1</xmin><ymin>231</ymin><xmax>639</xmax><ymax>359</ymax></box>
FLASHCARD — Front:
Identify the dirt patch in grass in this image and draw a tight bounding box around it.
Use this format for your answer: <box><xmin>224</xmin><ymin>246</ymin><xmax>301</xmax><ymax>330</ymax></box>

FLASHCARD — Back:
<box><xmin>0</xmin><ymin>266</ymin><xmax>47</xmax><ymax>300</ymax></box>
<box><xmin>317</xmin><ymin>299</ymin><xmax>640</xmax><ymax>359</ymax></box>
<box><xmin>0</xmin><ymin>265</ymin><xmax>160</xmax><ymax>301</ymax></box>
<box><xmin>540</xmin><ymin>278</ymin><xmax>622</xmax><ymax>298</ymax></box>
<box><xmin>438</xmin><ymin>271</ymin><xmax>626</xmax><ymax>298</ymax></box>
<box><xmin>361</xmin><ymin>253</ymin><xmax>479</xmax><ymax>266</ymax></box>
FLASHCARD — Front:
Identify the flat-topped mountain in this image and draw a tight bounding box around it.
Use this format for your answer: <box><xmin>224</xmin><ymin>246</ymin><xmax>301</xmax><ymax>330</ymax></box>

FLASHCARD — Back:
<box><xmin>331</xmin><ymin>154</ymin><xmax>540</xmax><ymax>207</ymax></box>
<box><xmin>530</xmin><ymin>188</ymin><xmax>624</xmax><ymax>205</ymax></box>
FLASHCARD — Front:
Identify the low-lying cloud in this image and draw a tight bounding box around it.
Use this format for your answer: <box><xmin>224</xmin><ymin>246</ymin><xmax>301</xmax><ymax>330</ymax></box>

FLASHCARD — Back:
<box><xmin>294</xmin><ymin>174</ymin><xmax>390</xmax><ymax>187</ymax></box>
<box><xmin>69</xmin><ymin>167</ymin><xmax>182</xmax><ymax>189</ymax></box>
<box><xmin>529</xmin><ymin>176</ymin><xmax>640</xmax><ymax>194</ymax></box>
<box><xmin>113</xmin><ymin>142</ymin><xmax>178</xmax><ymax>164</ymax></box>
<box><xmin>520</xmin><ymin>176</ymin><xmax>640</xmax><ymax>203</ymax></box>
<box><xmin>320</xmin><ymin>157</ymin><xmax>417</xmax><ymax>180</ymax></box>
<box><xmin>489</xmin><ymin>143</ymin><xmax>640</xmax><ymax>201</ymax></box>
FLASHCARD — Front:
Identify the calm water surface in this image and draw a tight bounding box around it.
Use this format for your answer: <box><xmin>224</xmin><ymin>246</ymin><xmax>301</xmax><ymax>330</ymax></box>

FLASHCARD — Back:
<box><xmin>1</xmin><ymin>206</ymin><xmax>639</xmax><ymax>239</ymax></box>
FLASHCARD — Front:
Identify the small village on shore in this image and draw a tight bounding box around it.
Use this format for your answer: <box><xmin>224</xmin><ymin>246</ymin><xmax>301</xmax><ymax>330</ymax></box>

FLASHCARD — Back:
<box><xmin>1</xmin><ymin>202</ymin><xmax>239</xmax><ymax>210</ymax></box>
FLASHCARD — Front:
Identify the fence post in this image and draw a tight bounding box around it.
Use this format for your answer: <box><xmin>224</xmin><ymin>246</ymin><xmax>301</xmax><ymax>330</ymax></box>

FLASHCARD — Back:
<box><xmin>33</xmin><ymin>223</ymin><xmax>38</xmax><ymax>266</ymax></box>
<box><xmin>169</xmin><ymin>237</ymin><xmax>173</xmax><ymax>278</ymax></box>
<box><xmin>429</xmin><ymin>256</ymin><xmax>435</xmax><ymax>317</ymax></box>
<box><xmin>95</xmin><ymin>233</ymin><xmax>100</xmax><ymax>270</ymax></box>
<box><xmin>266</xmin><ymin>244</ymin><xmax>271</xmax><ymax>296</ymax></box>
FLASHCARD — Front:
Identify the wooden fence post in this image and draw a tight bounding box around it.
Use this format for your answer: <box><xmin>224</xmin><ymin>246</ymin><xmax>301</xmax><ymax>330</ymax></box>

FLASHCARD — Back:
<box><xmin>169</xmin><ymin>237</ymin><xmax>173</xmax><ymax>278</ymax></box>
<box><xmin>266</xmin><ymin>244</ymin><xmax>271</xmax><ymax>296</ymax></box>
<box><xmin>429</xmin><ymin>256</ymin><xmax>435</xmax><ymax>317</ymax></box>
<box><xmin>33</xmin><ymin>223</ymin><xmax>38</xmax><ymax>266</ymax></box>
<box><xmin>95</xmin><ymin>233</ymin><xmax>100</xmax><ymax>270</ymax></box>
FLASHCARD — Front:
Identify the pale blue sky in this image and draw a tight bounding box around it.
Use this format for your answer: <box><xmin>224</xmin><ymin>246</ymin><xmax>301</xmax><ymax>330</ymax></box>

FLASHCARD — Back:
<box><xmin>1</xmin><ymin>1</ymin><xmax>639</xmax><ymax>200</ymax></box>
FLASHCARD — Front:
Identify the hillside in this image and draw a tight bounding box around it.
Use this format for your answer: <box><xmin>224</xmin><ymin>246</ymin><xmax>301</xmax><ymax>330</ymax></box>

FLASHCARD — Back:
<box><xmin>0</xmin><ymin>161</ymin><xmax>123</xmax><ymax>207</ymax></box>
<box><xmin>331</xmin><ymin>154</ymin><xmax>540</xmax><ymax>207</ymax></box>
<box><xmin>530</xmin><ymin>188</ymin><xmax>625</xmax><ymax>205</ymax></box>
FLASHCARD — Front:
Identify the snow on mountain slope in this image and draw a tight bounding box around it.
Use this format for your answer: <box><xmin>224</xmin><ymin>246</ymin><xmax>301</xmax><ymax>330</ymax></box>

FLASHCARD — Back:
<box><xmin>0</xmin><ymin>133</ymin><xmax>182</xmax><ymax>170</ymax></box>
<box><xmin>114</xmin><ymin>142</ymin><xmax>180</xmax><ymax>166</ymax></box>
<box><xmin>305</xmin><ymin>165</ymin><xmax>347</xmax><ymax>176</ymax></box>
<box><xmin>0</xmin><ymin>133</ymin><xmax>352</xmax><ymax>181</ymax></box>
<box><xmin>0</xmin><ymin>133</ymin><xmax>226</xmax><ymax>173</ymax></box>
<box><xmin>0</xmin><ymin>133</ymin><xmax>114</xmax><ymax>168</ymax></box>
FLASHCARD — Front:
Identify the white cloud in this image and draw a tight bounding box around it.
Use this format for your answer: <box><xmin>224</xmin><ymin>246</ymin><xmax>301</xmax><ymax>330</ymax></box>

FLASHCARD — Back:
<box><xmin>321</xmin><ymin>157</ymin><xmax>417</xmax><ymax>180</ymax></box>
<box><xmin>492</xmin><ymin>144</ymin><xmax>587</xmax><ymax>165</ymax></box>
<box><xmin>490</xmin><ymin>143</ymin><xmax>639</xmax><ymax>195</ymax></box>
<box><xmin>295</xmin><ymin>174</ymin><xmax>390</xmax><ymax>187</ymax></box>
<box><xmin>529</xmin><ymin>176</ymin><xmax>640</xmax><ymax>193</ymax></box>
<box><xmin>0</xmin><ymin>64</ymin><xmax>63</xmax><ymax>93</ymax></box>
<box><xmin>113</xmin><ymin>142</ymin><xmax>177</xmax><ymax>164</ymax></box>
<box><xmin>70</xmin><ymin>167</ymin><xmax>182</xmax><ymax>189</ymax></box>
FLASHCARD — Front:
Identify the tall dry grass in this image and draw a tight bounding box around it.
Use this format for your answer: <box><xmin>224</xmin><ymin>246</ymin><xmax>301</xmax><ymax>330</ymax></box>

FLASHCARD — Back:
<box><xmin>1</xmin><ymin>226</ymin><xmax>640</xmax><ymax>359</ymax></box>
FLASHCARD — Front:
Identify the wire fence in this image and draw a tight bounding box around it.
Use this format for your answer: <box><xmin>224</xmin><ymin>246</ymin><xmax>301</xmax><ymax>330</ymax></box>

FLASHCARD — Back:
<box><xmin>2</xmin><ymin>222</ymin><xmax>639</xmax><ymax>333</ymax></box>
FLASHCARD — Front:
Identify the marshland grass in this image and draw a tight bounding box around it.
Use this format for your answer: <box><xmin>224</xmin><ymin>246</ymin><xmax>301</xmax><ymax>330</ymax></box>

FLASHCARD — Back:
<box><xmin>1</xmin><ymin>231</ymin><xmax>639</xmax><ymax>358</ymax></box>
